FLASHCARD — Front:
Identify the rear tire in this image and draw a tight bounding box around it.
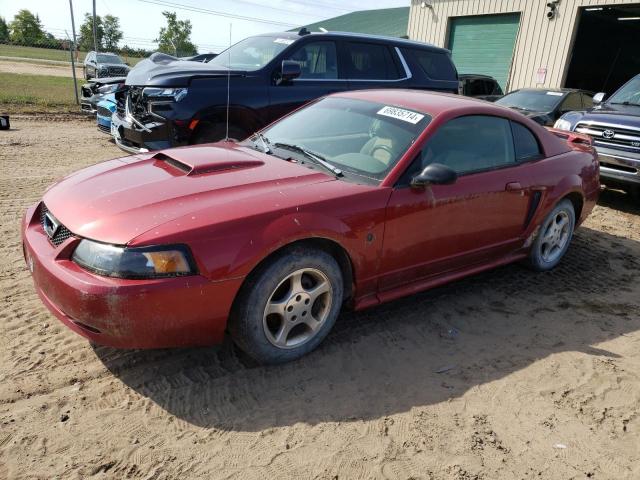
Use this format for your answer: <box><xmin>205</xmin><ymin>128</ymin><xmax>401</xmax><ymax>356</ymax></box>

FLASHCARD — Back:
<box><xmin>527</xmin><ymin>199</ymin><xmax>575</xmax><ymax>271</ymax></box>
<box><xmin>191</xmin><ymin>121</ymin><xmax>247</xmax><ymax>144</ymax></box>
<box><xmin>228</xmin><ymin>247</ymin><xmax>343</xmax><ymax>364</ymax></box>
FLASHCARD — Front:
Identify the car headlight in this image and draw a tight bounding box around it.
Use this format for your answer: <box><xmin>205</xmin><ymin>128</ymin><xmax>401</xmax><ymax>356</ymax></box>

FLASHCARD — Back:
<box><xmin>143</xmin><ymin>87</ymin><xmax>188</xmax><ymax>102</ymax></box>
<box><xmin>554</xmin><ymin>118</ymin><xmax>573</xmax><ymax>131</ymax></box>
<box><xmin>72</xmin><ymin>240</ymin><xmax>196</xmax><ymax>279</ymax></box>
<box><xmin>97</xmin><ymin>83</ymin><xmax>123</xmax><ymax>94</ymax></box>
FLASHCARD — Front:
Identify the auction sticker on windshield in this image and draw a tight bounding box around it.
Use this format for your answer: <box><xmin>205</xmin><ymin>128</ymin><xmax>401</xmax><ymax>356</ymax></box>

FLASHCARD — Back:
<box><xmin>273</xmin><ymin>38</ymin><xmax>295</xmax><ymax>45</ymax></box>
<box><xmin>377</xmin><ymin>106</ymin><xmax>425</xmax><ymax>124</ymax></box>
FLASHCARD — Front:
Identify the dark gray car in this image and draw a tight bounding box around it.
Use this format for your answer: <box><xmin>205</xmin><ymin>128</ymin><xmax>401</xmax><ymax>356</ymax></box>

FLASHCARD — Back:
<box><xmin>83</xmin><ymin>52</ymin><xmax>130</xmax><ymax>80</ymax></box>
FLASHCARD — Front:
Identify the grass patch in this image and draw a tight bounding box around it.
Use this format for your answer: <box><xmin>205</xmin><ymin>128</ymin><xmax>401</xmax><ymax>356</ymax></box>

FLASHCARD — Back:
<box><xmin>0</xmin><ymin>44</ymin><xmax>144</xmax><ymax>66</ymax></box>
<box><xmin>0</xmin><ymin>72</ymin><xmax>81</xmax><ymax>113</ymax></box>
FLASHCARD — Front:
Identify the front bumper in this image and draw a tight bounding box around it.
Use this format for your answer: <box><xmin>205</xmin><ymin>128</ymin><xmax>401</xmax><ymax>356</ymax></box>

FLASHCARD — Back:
<box><xmin>592</xmin><ymin>145</ymin><xmax>640</xmax><ymax>186</ymax></box>
<box><xmin>111</xmin><ymin>112</ymin><xmax>174</xmax><ymax>153</ymax></box>
<box><xmin>22</xmin><ymin>203</ymin><xmax>243</xmax><ymax>349</ymax></box>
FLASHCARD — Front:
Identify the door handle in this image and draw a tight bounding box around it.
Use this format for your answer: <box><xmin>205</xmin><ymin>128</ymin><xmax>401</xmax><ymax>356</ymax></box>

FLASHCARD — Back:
<box><xmin>505</xmin><ymin>182</ymin><xmax>523</xmax><ymax>192</ymax></box>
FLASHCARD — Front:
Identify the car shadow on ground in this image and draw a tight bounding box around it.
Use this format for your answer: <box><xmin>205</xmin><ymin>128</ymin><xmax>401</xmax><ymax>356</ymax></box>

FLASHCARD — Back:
<box><xmin>598</xmin><ymin>187</ymin><xmax>640</xmax><ymax>215</ymax></box>
<box><xmin>93</xmin><ymin>226</ymin><xmax>640</xmax><ymax>432</ymax></box>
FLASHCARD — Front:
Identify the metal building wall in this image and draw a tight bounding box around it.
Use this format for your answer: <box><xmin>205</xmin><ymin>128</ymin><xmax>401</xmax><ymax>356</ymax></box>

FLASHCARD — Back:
<box><xmin>407</xmin><ymin>0</ymin><xmax>639</xmax><ymax>91</ymax></box>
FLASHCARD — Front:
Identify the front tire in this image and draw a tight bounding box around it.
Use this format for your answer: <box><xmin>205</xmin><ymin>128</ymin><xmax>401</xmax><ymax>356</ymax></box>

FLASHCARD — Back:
<box><xmin>528</xmin><ymin>199</ymin><xmax>575</xmax><ymax>271</ymax></box>
<box><xmin>228</xmin><ymin>247</ymin><xmax>344</xmax><ymax>364</ymax></box>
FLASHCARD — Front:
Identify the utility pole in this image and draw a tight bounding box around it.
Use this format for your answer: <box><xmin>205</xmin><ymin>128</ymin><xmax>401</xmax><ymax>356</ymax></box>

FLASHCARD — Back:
<box><xmin>68</xmin><ymin>0</ymin><xmax>79</xmax><ymax>105</ymax></box>
<box><xmin>92</xmin><ymin>0</ymin><xmax>98</xmax><ymax>52</ymax></box>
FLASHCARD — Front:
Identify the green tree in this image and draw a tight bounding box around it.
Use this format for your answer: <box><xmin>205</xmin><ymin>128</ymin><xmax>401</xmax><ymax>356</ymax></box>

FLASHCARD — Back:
<box><xmin>78</xmin><ymin>13</ymin><xmax>104</xmax><ymax>51</ymax></box>
<box><xmin>102</xmin><ymin>14</ymin><xmax>122</xmax><ymax>51</ymax></box>
<box><xmin>155</xmin><ymin>11</ymin><xmax>197</xmax><ymax>57</ymax></box>
<box><xmin>0</xmin><ymin>16</ymin><xmax>9</xmax><ymax>43</ymax></box>
<box><xmin>9</xmin><ymin>9</ymin><xmax>48</xmax><ymax>46</ymax></box>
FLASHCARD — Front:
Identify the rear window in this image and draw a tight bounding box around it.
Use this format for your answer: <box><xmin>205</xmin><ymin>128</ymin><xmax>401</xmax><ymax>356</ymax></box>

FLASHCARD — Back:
<box><xmin>409</xmin><ymin>49</ymin><xmax>457</xmax><ymax>81</ymax></box>
<box><xmin>345</xmin><ymin>42</ymin><xmax>401</xmax><ymax>80</ymax></box>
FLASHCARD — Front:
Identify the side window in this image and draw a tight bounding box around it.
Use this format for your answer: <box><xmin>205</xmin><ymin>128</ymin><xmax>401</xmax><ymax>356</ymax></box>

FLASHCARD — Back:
<box><xmin>409</xmin><ymin>49</ymin><xmax>457</xmax><ymax>81</ymax></box>
<box><xmin>581</xmin><ymin>93</ymin><xmax>594</xmax><ymax>109</ymax></box>
<box><xmin>490</xmin><ymin>80</ymin><xmax>503</xmax><ymax>95</ymax></box>
<box><xmin>420</xmin><ymin>116</ymin><xmax>515</xmax><ymax>175</ymax></box>
<box><xmin>287</xmin><ymin>41</ymin><xmax>338</xmax><ymax>79</ymax></box>
<box><xmin>560</xmin><ymin>93</ymin><xmax>582</xmax><ymax>113</ymax></box>
<box><xmin>511</xmin><ymin>121</ymin><xmax>542</xmax><ymax>161</ymax></box>
<box><xmin>345</xmin><ymin>42</ymin><xmax>400</xmax><ymax>80</ymax></box>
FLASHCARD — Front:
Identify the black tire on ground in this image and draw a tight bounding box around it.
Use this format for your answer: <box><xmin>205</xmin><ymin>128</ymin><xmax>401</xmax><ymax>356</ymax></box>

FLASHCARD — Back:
<box><xmin>527</xmin><ymin>199</ymin><xmax>576</xmax><ymax>272</ymax></box>
<box><xmin>191</xmin><ymin>121</ymin><xmax>247</xmax><ymax>144</ymax></box>
<box><xmin>627</xmin><ymin>186</ymin><xmax>640</xmax><ymax>202</ymax></box>
<box><xmin>228</xmin><ymin>246</ymin><xmax>344</xmax><ymax>365</ymax></box>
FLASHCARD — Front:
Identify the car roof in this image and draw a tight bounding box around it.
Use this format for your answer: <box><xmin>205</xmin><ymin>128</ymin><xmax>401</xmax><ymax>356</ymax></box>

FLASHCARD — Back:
<box><xmin>332</xmin><ymin>89</ymin><xmax>509</xmax><ymax>117</ymax></box>
<box><xmin>260</xmin><ymin>30</ymin><xmax>449</xmax><ymax>54</ymax></box>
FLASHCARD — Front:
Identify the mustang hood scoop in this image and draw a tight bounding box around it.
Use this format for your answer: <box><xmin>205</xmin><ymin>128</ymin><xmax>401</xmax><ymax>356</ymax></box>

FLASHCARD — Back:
<box><xmin>153</xmin><ymin>148</ymin><xmax>264</xmax><ymax>176</ymax></box>
<box><xmin>42</xmin><ymin>142</ymin><xmax>332</xmax><ymax>245</ymax></box>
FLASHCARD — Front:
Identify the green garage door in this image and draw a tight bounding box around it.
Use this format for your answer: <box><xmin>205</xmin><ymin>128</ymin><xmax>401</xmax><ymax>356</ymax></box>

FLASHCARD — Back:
<box><xmin>448</xmin><ymin>14</ymin><xmax>521</xmax><ymax>91</ymax></box>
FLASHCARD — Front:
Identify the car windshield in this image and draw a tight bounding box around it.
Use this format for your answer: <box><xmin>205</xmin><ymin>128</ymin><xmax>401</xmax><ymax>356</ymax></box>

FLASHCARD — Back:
<box><xmin>255</xmin><ymin>97</ymin><xmax>431</xmax><ymax>181</ymax></box>
<box><xmin>496</xmin><ymin>90</ymin><xmax>565</xmax><ymax>112</ymax></box>
<box><xmin>208</xmin><ymin>36</ymin><xmax>294</xmax><ymax>71</ymax></box>
<box><xmin>608</xmin><ymin>77</ymin><xmax>640</xmax><ymax>105</ymax></box>
<box><xmin>97</xmin><ymin>54</ymin><xmax>124</xmax><ymax>64</ymax></box>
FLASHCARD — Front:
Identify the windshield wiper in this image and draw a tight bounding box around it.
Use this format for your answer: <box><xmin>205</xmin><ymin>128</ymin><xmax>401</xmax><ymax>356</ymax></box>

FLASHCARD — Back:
<box><xmin>273</xmin><ymin>143</ymin><xmax>343</xmax><ymax>177</ymax></box>
<box><xmin>251</xmin><ymin>132</ymin><xmax>271</xmax><ymax>154</ymax></box>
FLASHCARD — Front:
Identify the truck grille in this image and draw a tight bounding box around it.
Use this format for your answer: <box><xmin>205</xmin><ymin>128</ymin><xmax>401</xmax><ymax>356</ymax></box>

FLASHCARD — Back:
<box><xmin>107</xmin><ymin>66</ymin><xmax>128</xmax><ymax>76</ymax></box>
<box><xmin>40</xmin><ymin>204</ymin><xmax>73</xmax><ymax>247</ymax></box>
<box><xmin>575</xmin><ymin>122</ymin><xmax>640</xmax><ymax>151</ymax></box>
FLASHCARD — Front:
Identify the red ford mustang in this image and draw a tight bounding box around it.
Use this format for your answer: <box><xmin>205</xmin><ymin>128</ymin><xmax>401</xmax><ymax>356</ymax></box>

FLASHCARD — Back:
<box><xmin>22</xmin><ymin>90</ymin><xmax>599</xmax><ymax>364</ymax></box>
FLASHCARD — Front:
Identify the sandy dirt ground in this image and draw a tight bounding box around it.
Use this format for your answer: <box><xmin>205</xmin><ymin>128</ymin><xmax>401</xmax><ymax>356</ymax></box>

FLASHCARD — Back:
<box><xmin>1</xmin><ymin>118</ymin><xmax>640</xmax><ymax>480</ymax></box>
<box><xmin>0</xmin><ymin>59</ymin><xmax>83</xmax><ymax>78</ymax></box>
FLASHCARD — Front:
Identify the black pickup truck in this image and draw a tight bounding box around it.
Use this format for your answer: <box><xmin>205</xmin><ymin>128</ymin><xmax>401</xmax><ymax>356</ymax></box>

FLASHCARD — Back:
<box><xmin>555</xmin><ymin>74</ymin><xmax>640</xmax><ymax>198</ymax></box>
<box><xmin>111</xmin><ymin>30</ymin><xmax>459</xmax><ymax>153</ymax></box>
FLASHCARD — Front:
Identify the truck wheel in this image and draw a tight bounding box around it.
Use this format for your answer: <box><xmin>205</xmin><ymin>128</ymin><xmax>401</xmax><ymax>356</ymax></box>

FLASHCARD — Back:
<box><xmin>527</xmin><ymin>199</ymin><xmax>575</xmax><ymax>271</ymax></box>
<box><xmin>192</xmin><ymin>121</ymin><xmax>247</xmax><ymax>144</ymax></box>
<box><xmin>228</xmin><ymin>247</ymin><xmax>344</xmax><ymax>364</ymax></box>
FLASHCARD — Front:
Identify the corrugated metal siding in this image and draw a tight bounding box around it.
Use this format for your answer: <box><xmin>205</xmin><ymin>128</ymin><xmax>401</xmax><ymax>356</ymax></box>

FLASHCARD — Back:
<box><xmin>407</xmin><ymin>0</ymin><xmax>640</xmax><ymax>90</ymax></box>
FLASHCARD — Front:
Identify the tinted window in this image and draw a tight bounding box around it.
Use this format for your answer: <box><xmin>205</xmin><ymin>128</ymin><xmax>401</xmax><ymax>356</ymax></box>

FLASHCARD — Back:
<box><xmin>511</xmin><ymin>121</ymin><xmax>541</xmax><ymax>161</ymax></box>
<box><xmin>560</xmin><ymin>93</ymin><xmax>582</xmax><ymax>112</ymax></box>
<box><xmin>346</xmin><ymin>42</ymin><xmax>400</xmax><ymax>80</ymax></box>
<box><xmin>581</xmin><ymin>93</ymin><xmax>594</xmax><ymax>109</ymax></box>
<box><xmin>420</xmin><ymin>116</ymin><xmax>515</xmax><ymax>174</ymax></box>
<box><xmin>287</xmin><ymin>41</ymin><xmax>338</xmax><ymax>79</ymax></box>
<box><xmin>410</xmin><ymin>49</ymin><xmax>457</xmax><ymax>80</ymax></box>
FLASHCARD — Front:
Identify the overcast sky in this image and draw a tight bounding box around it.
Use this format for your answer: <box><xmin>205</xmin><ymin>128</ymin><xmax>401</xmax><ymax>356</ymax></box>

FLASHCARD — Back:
<box><xmin>1</xmin><ymin>0</ymin><xmax>410</xmax><ymax>52</ymax></box>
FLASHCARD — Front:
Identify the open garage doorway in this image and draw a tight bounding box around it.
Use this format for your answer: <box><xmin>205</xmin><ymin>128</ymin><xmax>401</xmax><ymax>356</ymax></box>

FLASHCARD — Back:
<box><xmin>565</xmin><ymin>4</ymin><xmax>640</xmax><ymax>94</ymax></box>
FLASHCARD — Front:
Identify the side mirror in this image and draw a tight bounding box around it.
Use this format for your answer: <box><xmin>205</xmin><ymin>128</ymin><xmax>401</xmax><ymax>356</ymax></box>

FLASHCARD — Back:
<box><xmin>281</xmin><ymin>60</ymin><xmax>301</xmax><ymax>82</ymax></box>
<box><xmin>593</xmin><ymin>92</ymin><xmax>606</xmax><ymax>104</ymax></box>
<box><xmin>411</xmin><ymin>163</ymin><xmax>457</xmax><ymax>188</ymax></box>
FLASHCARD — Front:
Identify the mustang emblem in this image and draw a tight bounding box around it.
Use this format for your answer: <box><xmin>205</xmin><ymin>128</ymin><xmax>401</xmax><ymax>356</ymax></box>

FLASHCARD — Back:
<box><xmin>43</xmin><ymin>212</ymin><xmax>60</xmax><ymax>239</ymax></box>
<box><xmin>602</xmin><ymin>129</ymin><xmax>615</xmax><ymax>139</ymax></box>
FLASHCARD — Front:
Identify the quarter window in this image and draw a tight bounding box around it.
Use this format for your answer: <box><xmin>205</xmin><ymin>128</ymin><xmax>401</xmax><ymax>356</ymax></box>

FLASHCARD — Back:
<box><xmin>287</xmin><ymin>41</ymin><xmax>338</xmax><ymax>79</ymax></box>
<box><xmin>420</xmin><ymin>115</ymin><xmax>515</xmax><ymax>174</ymax></box>
<box><xmin>511</xmin><ymin>121</ymin><xmax>541</xmax><ymax>161</ymax></box>
<box><xmin>409</xmin><ymin>49</ymin><xmax>457</xmax><ymax>81</ymax></box>
<box><xmin>345</xmin><ymin>42</ymin><xmax>400</xmax><ymax>80</ymax></box>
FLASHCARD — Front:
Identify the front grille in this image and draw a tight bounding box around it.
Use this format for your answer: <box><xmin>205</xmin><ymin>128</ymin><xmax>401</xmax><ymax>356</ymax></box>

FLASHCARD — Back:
<box><xmin>107</xmin><ymin>66</ymin><xmax>127</xmax><ymax>76</ymax></box>
<box><xmin>97</xmin><ymin>123</ymin><xmax>110</xmax><ymax>133</ymax></box>
<box><xmin>97</xmin><ymin>105</ymin><xmax>114</xmax><ymax>118</ymax></box>
<box><xmin>40</xmin><ymin>204</ymin><xmax>73</xmax><ymax>247</ymax></box>
<box><xmin>575</xmin><ymin>123</ymin><xmax>640</xmax><ymax>151</ymax></box>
